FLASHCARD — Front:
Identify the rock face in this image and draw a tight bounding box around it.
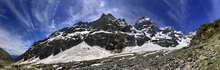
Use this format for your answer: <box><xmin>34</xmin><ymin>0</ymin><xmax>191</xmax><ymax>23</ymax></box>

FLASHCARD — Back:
<box><xmin>0</xmin><ymin>48</ymin><xmax>12</xmax><ymax>68</ymax></box>
<box><xmin>17</xmin><ymin>14</ymin><xmax>188</xmax><ymax>62</ymax></box>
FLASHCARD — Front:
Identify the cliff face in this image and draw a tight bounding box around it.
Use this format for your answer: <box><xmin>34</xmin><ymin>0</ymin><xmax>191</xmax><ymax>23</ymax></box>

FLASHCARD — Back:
<box><xmin>0</xmin><ymin>48</ymin><xmax>12</xmax><ymax>68</ymax></box>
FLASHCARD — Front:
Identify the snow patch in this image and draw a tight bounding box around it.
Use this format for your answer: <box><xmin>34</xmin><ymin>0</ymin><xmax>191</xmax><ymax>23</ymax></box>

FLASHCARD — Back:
<box><xmin>91</xmin><ymin>30</ymin><xmax>112</xmax><ymax>35</ymax></box>
<box><xmin>67</xmin><ymin>31</ymin><xmax>90</xmax><ymax>37</ymax></box>
<box><xmin>91</xmin><ymin>63</ymin><xmax>102</xmax><ymax>66</ymax></box>
<box><xmin>124</xmin><ymin>36</ymin><xmax>191</xmax><ymax>54</ymax></box>
<box><xmin>123</xmin><ymin>42</ymin><xmax>165</xmax><ymax>54</ymax></box>
<box><xmin>36</xmin><ymin>42</ymin><xmax>113</xmax><ymax>64</ymax></box>
<box><xmin>152</xmin><ymin>32</ymin><xmax>172</xmax><ymax>40</ymax></box>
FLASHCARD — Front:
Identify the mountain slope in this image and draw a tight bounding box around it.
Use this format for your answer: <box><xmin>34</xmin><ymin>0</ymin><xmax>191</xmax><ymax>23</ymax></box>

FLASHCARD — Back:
<box><xmin>172</xmin><ymin>19</ymin><xmax>220</xmax><ymax>70</ymax></box>
<box><xmin>0</xmin><ymin>48</ymin><xmax>12</xmax><ymax>68</ymax></box>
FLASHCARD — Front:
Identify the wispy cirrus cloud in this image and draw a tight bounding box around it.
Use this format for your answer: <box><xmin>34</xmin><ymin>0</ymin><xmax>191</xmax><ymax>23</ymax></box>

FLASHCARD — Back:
<box><xmin>163</xmin><ymin>0</ymin><xmax>189</xmax><ymax>24</ymax></box>
<box><xmin>2</xmin><ymin>0</ymin><xmax>34</xmax><ymax>29</ymax></box>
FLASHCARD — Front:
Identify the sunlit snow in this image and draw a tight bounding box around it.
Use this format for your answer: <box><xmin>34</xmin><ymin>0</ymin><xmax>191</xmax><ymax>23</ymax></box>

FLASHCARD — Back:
<box><xmin>19</xmin><ymin>35</ymin><xmax>191</xmax><ymax>64</ymax></box>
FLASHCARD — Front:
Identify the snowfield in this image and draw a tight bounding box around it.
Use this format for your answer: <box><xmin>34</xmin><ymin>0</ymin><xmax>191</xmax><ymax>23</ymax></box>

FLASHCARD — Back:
<box><xmin>18</xmin><ymin>36</ymin><xmax>191</xmax><ymax>64</ymax></box>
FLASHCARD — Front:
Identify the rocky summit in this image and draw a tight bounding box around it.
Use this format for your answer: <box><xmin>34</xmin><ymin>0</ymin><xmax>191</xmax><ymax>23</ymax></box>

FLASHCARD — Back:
<box><xmin>9</xmin><ymin>14</ymin><xmax>194</xmax><ymax>70</ymax></box>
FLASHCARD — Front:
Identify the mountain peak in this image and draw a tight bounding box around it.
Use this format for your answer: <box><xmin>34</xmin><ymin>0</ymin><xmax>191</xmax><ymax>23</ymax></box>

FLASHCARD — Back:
<box><xmin>135</xmin><ymin>16</ymin><xmax>159</xmax><ymax>31</ymax></box>
<box><xmin>100</xmin><ymin>13</ymin><xmax>116</xmax><ymax>21</ymax></box>
<box><xmin>89</xmin><ymin>14</ymin><xmax>128</xmax><ymax>31</ymax></box>
<box><xmin>91</xmin><ymin>13</ymin><xmax>116</xmax><ymax>25</ymax></box>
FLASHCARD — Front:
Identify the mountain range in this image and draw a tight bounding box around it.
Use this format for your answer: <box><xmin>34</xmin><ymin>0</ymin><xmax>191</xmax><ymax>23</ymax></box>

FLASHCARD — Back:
<box><xmin>15</xmin><ymin>14</ymin><xmax>191</xmax><ymax>64</ymax></box>
<box><xmin>6</xmin><ymin>14</ymin><xmax>220</xmax><ymax>70</ymax></box>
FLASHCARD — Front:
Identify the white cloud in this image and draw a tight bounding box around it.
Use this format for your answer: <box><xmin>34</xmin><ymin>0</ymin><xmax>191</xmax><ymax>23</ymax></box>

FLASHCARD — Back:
<box><xmin>0</xmin><ymin>27</ymin><xmax>31</xmax><ymax>55</ymax></box>
<box><xmin>64</xmin><ymin>0</ymin><xmax>122</xmax><ymax>25</ymax></box>
<box><xmin>100</xmin><ymin>1</ymin><xmax>105</xmax><ymax>7</ymax></box>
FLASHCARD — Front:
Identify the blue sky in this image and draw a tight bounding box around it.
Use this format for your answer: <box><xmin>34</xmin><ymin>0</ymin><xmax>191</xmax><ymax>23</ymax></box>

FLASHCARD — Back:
<box><xmin>0</xmin><ymin>0</ymin><xmax>220</xmax><ymax>55</ymax></box>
